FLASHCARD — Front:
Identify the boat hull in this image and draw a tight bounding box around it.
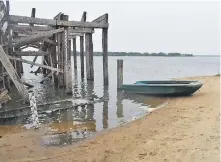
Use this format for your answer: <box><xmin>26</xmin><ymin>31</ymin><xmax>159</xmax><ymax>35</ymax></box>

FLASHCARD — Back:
<box><xmin>119</xmin><ymin>81</ymin><xmax>203</xmax><ymax>96</ymax></box>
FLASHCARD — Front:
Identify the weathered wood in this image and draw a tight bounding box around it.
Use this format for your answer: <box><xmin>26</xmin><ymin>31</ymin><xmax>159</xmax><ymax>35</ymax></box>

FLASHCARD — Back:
<box><xmin>12</xmin><ymin>28</ymin><xmax>64</xmax><ymax>48</ymax></box>
<box><xmin>43</xmin><ymin>38</ymin><xmax>57</xmax><ymax>45</ymax></box>
<box><xmin>10</xmin><ymin>24</ymin><xmax>53</xmax><ymax>34</ymax></box>
<box><xmin>80</xmin><ymin>36</ymin><xmax>84</xmax><ymax>78</ymax></box>
<box><xmin>73</xmin><ymin>37</ymin><xmax>77</xmax><ymax>69</ymax></box>
<box><xmin>66</xmin><ymin>39</ymin><xmax>72</xmax><ymax>94</ymax></box>
<box><xmin>8</xmin><ymin>55</ymin><xmax>63</xmax><ymax>73</ymax></box>
<box><xmin>30</xmin><ymin>8</ymin><xmax>36</xmax><ymax>26</ymax></box>
<box><xmin>68</xmin><ymin>35</ymin><xmax>76</xmax><ymax>40</ymax></box>
<box><xmin>14</xmin><ymin>51</ymin><xmax>50</xmax><ymax>56</ymax></box>
<box><xmin>81</xmin><ymin>11</ymin><xmax>86</xmax><ymax>22</ymax></box>
<box><xmin>103</xmin><ymin>28</ymin><xmax>108</xmax><ymax>85</ymax></box>
<box><xmin>69</xmin><ymin>32</ymin><xmax>84</xmax><ymax>37</ymax></box>
<box><xmin>0</xmin><ymin>45</ymin><xmax>29</xmax><ymax>101</ymax></box>
<box><xmin>85</xmin><ymin>33</ymin><xmax>94</xmax><ymax>80</ymax></box>
<box><xmin>69</xmin><ymin>28</ymin><xmax>93</xmax><ymax>34</ymax></box>
<box><xmin>9</xmin><ymin>15</ymin><xmax>109</xmax><ymax>28</ymax></box>
<box><xmin>92</xmin><ymin>13</ymin><xmax>108</xmax><ymax>24</ymax></box>
<box><xmin>102</xmin><ymin>13</ymin><xmax>109</xmax><ymax>85</ymax></box>
<box><xmin>57</xmin><ymin>32</ymin><xmax>64</xmax><ymax>86</ymax></box>
<box><xmin>117</xmin><ymin>59</ymin><xmax>123</xmax><ymax>89</ymax></box>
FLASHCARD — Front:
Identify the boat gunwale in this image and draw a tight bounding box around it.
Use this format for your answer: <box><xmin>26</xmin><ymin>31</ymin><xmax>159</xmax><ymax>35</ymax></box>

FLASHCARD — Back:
<box><xmin>121</xmin><ymin>81</ymin><xmax>203</xmax><ymax>87</ymax></box>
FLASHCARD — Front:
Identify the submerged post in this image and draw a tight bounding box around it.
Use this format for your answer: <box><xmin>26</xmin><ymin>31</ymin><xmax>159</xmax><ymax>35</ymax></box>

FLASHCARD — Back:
<box><xmin>73</xmin><ymin>37</ymin><xmax>77</xmax><ymax>69</ymax></box>
<box><xmin>85</xmin><ymin>33</ymin><xmax>94</xmax><ymax>80</ymax></box>
<box><xmin>80</xmin><ymin>36</ymin><xmax>84</xmax><ymax>78</ymax></box>
<box><xmin>117</xmin><ymin>59</ymin><xmax>123</xmax><ymax>89</ymax></box>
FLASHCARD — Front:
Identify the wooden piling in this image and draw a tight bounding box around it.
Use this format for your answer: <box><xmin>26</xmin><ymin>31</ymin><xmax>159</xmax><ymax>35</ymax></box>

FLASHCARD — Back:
<box><xmin>117</xmin><ymin>59</ymin><xmax>123</xmax><ymax>89</ymax></box>
<box><xmin>80</xmin><ymin>36</ymin><xmax>84</xmax><ymax>78</ymax></box>
<box><xmin>65</xmin><ymin>38</ymin><xmax>72</xmax><ymax>94</ymax></box>
<box><xmin>85</xmin><ymin>33</ymin><xmax>94</xmax><ymax>80</ymax></box>
<box><xmin>73</xmin><ymin>37</ymin><xmax>77</xmax><ymax>69</ymax></box>
<box><xmin>102</xmin><ymin>28</ymin><xmax>108</xmax><ymax>85</ymax></box>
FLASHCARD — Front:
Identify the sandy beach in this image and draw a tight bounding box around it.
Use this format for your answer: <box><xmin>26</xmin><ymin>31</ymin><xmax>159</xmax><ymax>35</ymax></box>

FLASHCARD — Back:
<box><xmin>0</xmin><ymin>75</ymin><xmax>219</xmax><ymax>162</ymax></box>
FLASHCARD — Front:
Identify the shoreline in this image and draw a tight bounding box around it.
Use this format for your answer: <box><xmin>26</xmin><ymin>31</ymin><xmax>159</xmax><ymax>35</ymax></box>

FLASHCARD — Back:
<box><xmin>0</xmin><ymin>75</ymin><xmax>219</xmax><ymax>162</ymax></box>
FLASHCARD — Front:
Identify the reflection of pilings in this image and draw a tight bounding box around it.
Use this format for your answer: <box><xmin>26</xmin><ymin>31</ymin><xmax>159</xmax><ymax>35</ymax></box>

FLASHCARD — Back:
<box><xmin>73</xmin><ymin>68</ymin><xmax>79</xmax><ymax>98</ymax></box>
<box><xmin>116</xmin><ymin>90</ymin><xmax>124</xmax><ymax>118</ymax></box>
<box><xmin>86</xmin><ymin>80</ymin><xmax>94</xmax><ymax>121</ymax></box>
<box><xmin>103</xmin><ymin>85</ymin><xmax>109</xmax><ymax>129</ymax></box>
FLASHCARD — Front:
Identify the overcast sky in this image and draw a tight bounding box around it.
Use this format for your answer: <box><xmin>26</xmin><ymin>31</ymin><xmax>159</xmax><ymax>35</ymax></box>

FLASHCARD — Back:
<box><xmin>9</xmin><ymin>1</ymin><xmax>220</xmax><ymax>55</ymax></box>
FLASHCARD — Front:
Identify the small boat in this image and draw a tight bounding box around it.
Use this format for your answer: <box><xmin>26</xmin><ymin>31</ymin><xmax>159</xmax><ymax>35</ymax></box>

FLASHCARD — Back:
<box><xmin>119</xmin><ymin>80</ymin><xmax>203</xmax><ymax>96</ymax></box>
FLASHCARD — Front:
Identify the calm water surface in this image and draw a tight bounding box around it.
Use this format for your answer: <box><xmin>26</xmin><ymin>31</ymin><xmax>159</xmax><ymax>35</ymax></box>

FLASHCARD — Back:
<box><xmin>0</xmin><ymin>56</ymin><xmax>219</xmax><ymax>146</ymax></box>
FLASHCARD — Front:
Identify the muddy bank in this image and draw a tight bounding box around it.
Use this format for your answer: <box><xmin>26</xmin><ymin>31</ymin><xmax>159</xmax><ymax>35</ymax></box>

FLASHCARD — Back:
<box><xmin>0</xmin><ymin>76</ymin><xmax>220</xmax><ymax>162</ymax></box>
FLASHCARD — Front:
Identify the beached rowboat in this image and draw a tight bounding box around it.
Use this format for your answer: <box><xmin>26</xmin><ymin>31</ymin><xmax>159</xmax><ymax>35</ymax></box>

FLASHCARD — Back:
<box><xmin>119</xmin><ymin>80</ymin><xmax>203</xmax><ymax>96</ymax></box>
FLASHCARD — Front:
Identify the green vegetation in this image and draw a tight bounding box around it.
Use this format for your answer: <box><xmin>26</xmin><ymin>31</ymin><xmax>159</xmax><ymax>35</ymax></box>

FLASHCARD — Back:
<box><xmin>76</xmin><ymin>52</ymin><xmax>193</xmax><ymax>57</ymax></box>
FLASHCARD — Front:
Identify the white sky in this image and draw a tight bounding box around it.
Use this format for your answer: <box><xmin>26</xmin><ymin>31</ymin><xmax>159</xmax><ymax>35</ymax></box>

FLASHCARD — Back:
<box><xmin>9</xmin><ymin>1</ymin><xmax>220</xmax><ymax>55</ymax></box>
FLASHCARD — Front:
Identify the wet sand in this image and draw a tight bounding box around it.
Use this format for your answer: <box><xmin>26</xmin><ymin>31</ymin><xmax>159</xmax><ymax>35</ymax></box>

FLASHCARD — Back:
<box><xmin>0</xmin><ymin>75</ymin><xmax>219</xmax><ymax>162</ymax></box>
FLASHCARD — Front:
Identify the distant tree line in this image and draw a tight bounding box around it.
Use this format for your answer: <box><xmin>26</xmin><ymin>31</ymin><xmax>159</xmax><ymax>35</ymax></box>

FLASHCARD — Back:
<box><xmin>76</xmin><ymin>52</ymin><xmax>193</xmax><ymax>57</ymax></box>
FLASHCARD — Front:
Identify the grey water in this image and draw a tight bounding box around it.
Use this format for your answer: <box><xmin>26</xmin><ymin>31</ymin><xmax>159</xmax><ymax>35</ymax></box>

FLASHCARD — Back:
<box><xmin>0</xmin><ymin>56</ymin><xmax>219</xmax><ymax>146</ymax></box>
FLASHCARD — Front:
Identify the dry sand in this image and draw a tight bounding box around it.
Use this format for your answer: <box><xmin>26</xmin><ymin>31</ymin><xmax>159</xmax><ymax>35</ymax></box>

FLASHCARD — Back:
<box><xmin>0</xmin><ymin>75</ymin><xmax>220</xmax><ymax>162</ymax></box>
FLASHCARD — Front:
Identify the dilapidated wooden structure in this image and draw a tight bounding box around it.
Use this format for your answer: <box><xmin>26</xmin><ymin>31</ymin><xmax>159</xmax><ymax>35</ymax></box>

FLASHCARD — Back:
<box><xmin>0</xmin><ymin>0</ymin><xmax>109</xmax><ymax>104</ymax></box>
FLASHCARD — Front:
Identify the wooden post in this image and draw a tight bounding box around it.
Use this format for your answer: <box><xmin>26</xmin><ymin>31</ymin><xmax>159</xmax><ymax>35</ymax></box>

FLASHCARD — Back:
<box><xmin>85</xmin><ymin>33</ymin><xmax>94</xmax><ymax>80</ymax></box>
<box><xmin>117</xmin><ymin>59</ymin><xmax>123</xmax><ymax>89</ymax></box>
<box><xmin>65</xmin><ymin>38</ymin><xmax>72</xmax><ymax>94</ymax></box>
<box><xmin>80</xmin><ymin>11</ymin><xmax>86</xmax><ymax>78</ymax></box>
<box><xmin>0</xmin><ymin>45</ymin><xmax>29</xmax><ymax>101</ymax></box>
<box><xmin>80</xmin><ymin>36</ymin><xmax>84</xmax><ymax>78</ymax></box>
<box><xmin>73</xmin><ymin>37</ymin><xmax>77</xmax><ymax>69</ymax></box>
<box><xmin>57</xmin><ymin>32</ymin><xmax>64</xmax><ymax>86</ymax></box>
<box><xmin>102</xmin><ymin>14</ymin><xmax>109</xmax><ymax>85</ymax></box>
<box><xmin>103</xmin><ymin>28</ymin><xmax>108</xmax><ymax>85</ymax></box>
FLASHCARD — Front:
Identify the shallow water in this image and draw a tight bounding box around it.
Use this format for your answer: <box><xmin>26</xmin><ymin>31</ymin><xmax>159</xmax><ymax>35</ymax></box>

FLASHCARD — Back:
<box><xmin>0</xmin><ymin>56</ymin><xmax>219</xmax><ymax>146</ymax></box>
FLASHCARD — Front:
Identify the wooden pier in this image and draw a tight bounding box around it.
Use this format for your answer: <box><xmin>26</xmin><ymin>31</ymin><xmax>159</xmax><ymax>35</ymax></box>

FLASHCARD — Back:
<box><xmin>0</xmin><ymin>0</ymin><xmax>109</xmax><ymax>104</ymax></box>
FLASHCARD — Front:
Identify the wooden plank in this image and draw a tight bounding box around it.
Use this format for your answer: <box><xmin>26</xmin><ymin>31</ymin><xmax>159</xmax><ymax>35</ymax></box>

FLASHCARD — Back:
<box><xmin>9</xmin><ymin>15</ymin><xmax>56</xmax><ymax>26</ymax></box>
<box><xmin>10</xmin><ymin>24</ymin><xmax>53</xmax><ymax>34</ymax></box>
<box><xmin>8</xmin><ymin>55</ymin><xmax>63</xmax><ymax>73</ymax></box>
<box><xmin>9</xmin><ymin>15</ymin><xmax>109</xmax><ymax>28</ymax></box>
<box><xmin>69</xmin><ymin>28</ymin><xmax>93</xmax><ymax>34</ymax></box>
<box><xmin>68</xmin><ymin>35</ymin><xmax>76</xmax><ymax>39</ymax></box>
<box><xmin>117</xmin><ymin>59</ymin><xmax>123</xmax><ymax>89</ymax></box>
<box><xmin>69</xmin><ymin>32</ymin><xmax>83</xmax><ymax>37</ymax></box>
<box><xmin>85</xmin><ymin>33</ymin><xmax>94</xmax><ymax>80</ymax></box>
<box><xmin>80</xmin><ymin>36</ymin><xmax>84</xmax><ymax>78</ymax></box>
<box><xmin>13</xmin><ymin>51</ymin><xmax>50</xmax><ymax>56</ymax></box>
<box><xmin>73</xmin><ymin>37</ymin><xmax>77</xmax><ymax>69</ymax></box>
<box><xmin>12</xmin><ymin>28</ymin><xmax>64</xmax><ymax>47</ymax></box>
<box><xmin>0</xmin><ymin>45</ymin><xmax>29</xmax><ymax>101</ymax></box>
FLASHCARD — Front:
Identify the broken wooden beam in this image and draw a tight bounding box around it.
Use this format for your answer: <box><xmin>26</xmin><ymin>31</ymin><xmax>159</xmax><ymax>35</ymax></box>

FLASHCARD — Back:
<box><xmin>13</xmin><ymin>51</ymin><xmax>50</xmax><ymax>56</ymax></box>
<box><xmin>8</xmin><ymin>15</ymin><xmax>109</xmax><ymax>28</ymax></box>
<box><xmin>7</xmin><ymin>55</ymin><xmax>63</xmax><ymax>73</ymax></box>
<box><xmin>92</xmin><ymin>13</ymin><xmax>108</xmax><ymax>24</ymax></box>
<box><xmin>0</xmin><ymin>45</ymin><xmax>29</xmax><ymax>101</ymax></box>
<box><xmin>12</xmin><ymin>28</ymin><xmax>64</xmax><ymax>48</ymax></box>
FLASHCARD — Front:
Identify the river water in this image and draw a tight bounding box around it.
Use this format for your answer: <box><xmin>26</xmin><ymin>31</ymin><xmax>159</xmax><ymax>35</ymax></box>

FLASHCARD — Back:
<box><xmin>0</xmin><ymin>56</ymin><xmax>219</xmax><ymax>146</ymax></box>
